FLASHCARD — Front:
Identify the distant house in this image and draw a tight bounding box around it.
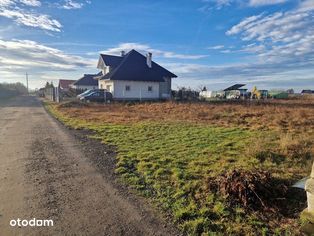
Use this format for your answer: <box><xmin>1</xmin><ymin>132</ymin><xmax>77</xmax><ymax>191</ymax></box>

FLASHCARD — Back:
<box><xmin>224</xmin><ymin>84</ymin><xmax>248</xmax><ymax>99</ymax></box>
<box><xmin>95</xmin><ymin>49</ymin><xmax>177</xmax><ymax>100</ymax></box>
<box><xmin>301</xmin><ymin>90</ymin><xmax>314</xmax><ymax>94</ymax></box>
<box><xmin>71</xmin><ymin>72</ymin><xmax>101</xmax><ymax>91</ymax></box>
<box><xmin>58</xmin><ymin>79</ymin><xmax>76</xmax><ymax>92</ymax></box>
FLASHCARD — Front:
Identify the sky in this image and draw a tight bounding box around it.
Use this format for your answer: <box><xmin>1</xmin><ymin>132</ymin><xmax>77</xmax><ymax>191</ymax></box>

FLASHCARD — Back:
<box><xmin>0</xmin><ymin>0</ymin><xmax>313</xmax><ymax>91</ymax></box>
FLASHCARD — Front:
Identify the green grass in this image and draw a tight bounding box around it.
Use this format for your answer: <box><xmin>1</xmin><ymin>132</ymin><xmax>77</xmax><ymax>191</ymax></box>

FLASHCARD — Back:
<box><xmin>45</xmin><ymin>102</ymin><xmax>305</xmax><ymax>235</ymax></box>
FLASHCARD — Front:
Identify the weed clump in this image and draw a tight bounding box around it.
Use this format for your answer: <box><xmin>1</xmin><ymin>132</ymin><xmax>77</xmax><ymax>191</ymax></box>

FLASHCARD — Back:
<box><xmin>207</xmin><ymin>169</ymin><xmax>288</xmax><ymax>211</ymax></box>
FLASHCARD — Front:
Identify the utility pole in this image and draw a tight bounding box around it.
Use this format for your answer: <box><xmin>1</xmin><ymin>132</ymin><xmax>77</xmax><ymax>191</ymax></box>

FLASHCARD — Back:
<box><xmin>26</xmin><ymin>72</ymin><xmax>29</xmax><ymax>94</ymax></box>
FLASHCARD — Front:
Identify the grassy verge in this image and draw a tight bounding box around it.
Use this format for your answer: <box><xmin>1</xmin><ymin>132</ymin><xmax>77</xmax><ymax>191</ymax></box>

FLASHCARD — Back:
<box><xmin>45</xmin><ymin>101</ymin><xmax>310</xmax><ymax>235</ymax></box>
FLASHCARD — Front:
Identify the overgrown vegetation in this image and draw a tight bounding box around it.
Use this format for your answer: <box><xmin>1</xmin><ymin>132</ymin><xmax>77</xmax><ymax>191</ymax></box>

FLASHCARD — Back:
<box><xmin>45</xmin><ymin>97</ymin><xmax>314</xmax><ymax>235</ymax></box>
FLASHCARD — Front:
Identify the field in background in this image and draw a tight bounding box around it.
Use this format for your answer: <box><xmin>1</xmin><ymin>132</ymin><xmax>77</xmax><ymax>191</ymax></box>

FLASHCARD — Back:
<box><xmin>46</xmin><ymin>96</ymin><xmax>314</xmax><ymax>235</ymax></box>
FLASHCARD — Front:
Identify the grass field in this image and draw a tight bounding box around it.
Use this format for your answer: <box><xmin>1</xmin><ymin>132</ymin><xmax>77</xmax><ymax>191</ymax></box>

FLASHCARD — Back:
<box><xmin>45</xmin><ymin>97</ymin><xmax>314</xmax><ymax>235</ymax></box>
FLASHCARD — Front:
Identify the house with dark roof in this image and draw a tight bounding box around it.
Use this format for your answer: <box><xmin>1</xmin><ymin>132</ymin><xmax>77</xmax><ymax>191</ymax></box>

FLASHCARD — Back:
<box><xmin>301</xmin><ymin>90</ymin><xmax>314</xmax><ymax>95</ymax></box>
<box><xmin>95</xmin><ymin>50</ymin><xmax>177</xmax><ymax>100</ymax></box>
<box><xmin>58</xmin><ymin>79</ymin><xmax>76</xmax><ymax>92</ymax></box>
<box><xmin>71</xmin><ymin>72</ymin><xmax>101</xmax><ymax>91</ymax></box>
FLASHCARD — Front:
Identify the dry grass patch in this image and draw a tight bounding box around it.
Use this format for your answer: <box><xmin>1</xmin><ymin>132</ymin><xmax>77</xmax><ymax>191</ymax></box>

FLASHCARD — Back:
<box><xmin>45</xmin><ymin>97</ymin><xmax>314</xmax><ymax>235</ymax></box>
<box><xmin>57</xmin><ymin>97</ymin><xmax>314</xmax><ymax>134</ymax></box>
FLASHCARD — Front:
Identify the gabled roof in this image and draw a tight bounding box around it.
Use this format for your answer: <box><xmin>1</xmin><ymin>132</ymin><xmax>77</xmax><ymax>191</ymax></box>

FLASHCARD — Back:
<box><xmin>99</xmin><ymin>50</ymin><xmax>177</xmax><ymax>82</ymax></box>
<box><xmin>100</xmin><ymin>54</ymin><xmax>123</xmax><ymax>67</ymax></box>
<box><xmin>73</xmin><ymin>72</ymin><xmax>101</xmax><ymax>86</ymax></box>
<box><xmin>301</xmin><ymin>90</ymin><xmax>314</xmax><ymax>94</ymax></box>
<box><xmin>59</xmin><ymin>79</ymin><xmax>76</xmax><ymax>89</ymax></box>
<box><xmin>224</xmin><ymin>84</ymin><xmax>246</xmax><ymax>91</ymax></box>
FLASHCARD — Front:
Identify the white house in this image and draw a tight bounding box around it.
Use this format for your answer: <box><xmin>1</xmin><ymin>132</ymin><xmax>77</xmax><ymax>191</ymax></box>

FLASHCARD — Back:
<box><xmin>95</xmin><ymin>50</ymin><xmax>177</xmax><ymax>100</ymax></box>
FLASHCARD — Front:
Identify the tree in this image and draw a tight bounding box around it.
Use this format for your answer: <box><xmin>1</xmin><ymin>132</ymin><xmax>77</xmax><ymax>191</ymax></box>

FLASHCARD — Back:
<box><xmin>0</xmin><ymin>82</ymin><xmax>28</xmax><ymax>96</ymax></box>
<box><xmin>44</xmin><ymin>82</ymin><xmax>54</xmax><ymax>89</ymax></box>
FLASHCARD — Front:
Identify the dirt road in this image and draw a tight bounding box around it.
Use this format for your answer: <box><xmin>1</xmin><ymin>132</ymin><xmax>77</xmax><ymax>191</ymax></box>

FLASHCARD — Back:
<box><xmin>0</xmin><ymin>96</ymin><xmax>178</xmax><ymax>236</ymax></box>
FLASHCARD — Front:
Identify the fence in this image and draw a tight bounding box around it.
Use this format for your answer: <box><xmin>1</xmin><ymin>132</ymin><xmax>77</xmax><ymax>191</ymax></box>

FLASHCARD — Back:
<box><xmin>43</xmin><ymin>87</ymin><xmax>60</xmax><ymax>102</ymax></box>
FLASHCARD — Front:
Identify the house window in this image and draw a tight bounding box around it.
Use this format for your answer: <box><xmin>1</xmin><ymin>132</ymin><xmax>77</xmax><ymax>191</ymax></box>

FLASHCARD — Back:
<box><xmin>148</xmin><ymin>86</ymin><xmax>153</xmax><ymax>92</ymax></box>
<box><xmin>106</xmin><ymin>85</ymin><xmax>111</xmax><ymax>92</ymax></box>
<box><xmin>125</xmin><ymin>85</ymin><xmax>131</xmax><ymax>91</ymax></box>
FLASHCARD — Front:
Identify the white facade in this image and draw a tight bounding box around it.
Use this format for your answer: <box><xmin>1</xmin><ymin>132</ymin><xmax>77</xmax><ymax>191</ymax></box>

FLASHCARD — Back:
<box><xmin>199</xmin><ymin>91</ymin><xmax>214</xmax><ymax>98</ymax></box>
<box><xmin>99</xmin><ymin>80</ymin><xmax>160</xmax><ymax>100</ymax></box>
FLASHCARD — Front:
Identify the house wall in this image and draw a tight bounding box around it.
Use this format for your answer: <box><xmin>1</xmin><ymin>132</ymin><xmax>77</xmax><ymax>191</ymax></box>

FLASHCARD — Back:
<box><xmin>102</xmin><ymin>66</ymin><xmax>110</xmax><ymax>75</ymax></box>
<box><xmin>159</xmin><ymin>77</ymin><xmax>172</xmax><ymax>99</ymax></box>
<box><xmin>112</xmin><ymin>80</ymin><xmax>160</xmax><ymax>100</ymax></box>
<box><xmin>99</xmin><ymin>80</ymin><xmax>114</xmax><ymax>92</ymax></box>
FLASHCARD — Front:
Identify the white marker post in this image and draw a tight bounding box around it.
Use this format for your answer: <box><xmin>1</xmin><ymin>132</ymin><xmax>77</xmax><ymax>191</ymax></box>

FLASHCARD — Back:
<box><xmin>301</xmin><ymin>163</ymin><xmax>314</xmax><ymax>234</ymax></box>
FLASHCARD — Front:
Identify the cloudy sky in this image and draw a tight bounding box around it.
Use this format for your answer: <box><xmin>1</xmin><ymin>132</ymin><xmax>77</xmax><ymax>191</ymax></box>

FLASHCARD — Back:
<box><xmin>0</xmin><ymin>0</ymin><xmax>313</xmax><ymax>91</ymax></box>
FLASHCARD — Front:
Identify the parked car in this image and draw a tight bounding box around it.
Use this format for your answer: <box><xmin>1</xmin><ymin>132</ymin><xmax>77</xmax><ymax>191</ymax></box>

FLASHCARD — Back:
<box><xmin>77</xmin><ymin>89</ymin><xmax>105</xmax><ymax>99</ymax></box>
<box><xmin>80</xmin><ymin>90</ymin><xmax>113</xmax><ymax>102</ymax></box>
<box><xmin>77</xmin><ymin>89</ymin><xmax>93</xmax><ymax>99</ymax></box>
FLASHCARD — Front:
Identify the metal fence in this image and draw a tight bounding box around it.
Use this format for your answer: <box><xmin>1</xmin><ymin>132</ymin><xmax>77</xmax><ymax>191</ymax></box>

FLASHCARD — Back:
<box><xmin>43</xmin><ymin>87</ymin><xmax>60</xmax><ymax>102</ymax></box>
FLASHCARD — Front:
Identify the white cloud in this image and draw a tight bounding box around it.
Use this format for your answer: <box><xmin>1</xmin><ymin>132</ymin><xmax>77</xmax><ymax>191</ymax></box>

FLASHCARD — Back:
<box><xmin>213</xmin><ymin>0</ymin><xmax>232</xmax><ymax>9</ymax></box>
<box><xmin>165</xmin><ymin>59</ymin><xmax>314</xmax><ymax>91</ymax></box>
<box><xmin>194</xmin><ymin>2</ymin><xmax>313</xmax><ymax>90</ymax></box>
<box><xmin>59</xmin><ymin>0</ymin><xmax>84</xmax><ymax>9</ymax></box>
<box><xmin>208</xmin><ymin>45</ymin><xmax>225</xmax><ymax>50</ymax></box>
<box><xmin>0</xmin><ymin>0</ymin><xmax>41</xmax><ymax>7</ymax></box>
<box><xmin>226</xmin><ymin>6</ymin><xmax>314</xmax><ymax>64</ymax></box>
<box><xmin>298</xmin><ymin>0</ymin><xmax>314</xmax><ymax>12</ymax></box>
<box><xmin>101</xmin><ymin>43</ymin><xmax>208</xmax><ymax>60</ymax></box>
<box><xmin>199</xmin><ymin>0</ymin><xmax>233</xmax><ymax>11</ymax></box>
<box><xmin>0</xmin><ymin>0</ymin><xmax>62</xmax><ymax>31</ymax></box>
<box><xmin>0</xmin><ymin>8</ymin><xmax>62</xmax><ymax>31</ymax></box>
<box><xmin>0</xmin><ymin>38</ymin><xmax>97</xmax><ymax>88</ymax></box>
<box><xmin>0</xmin><ymin>39</ymin><xmax>94</xmax><ymax>71</ymax></box>
<box><xmin>19</xmin><ymin>0</ymin><xmax>41</xmax><ymax>7</ymax></box>
<box><xmin>248</xmin><ymin>0</ymin><xmax>288</xmax><ymax>7</ymax></box>
<box><xmin>200</xmin><ymin>0</ymin><xmax>290</xmax><ymax>10</ymax></box>
<box><xmin>0</xmin><ymin>0</ymin><xmax>13</xmax><ymax>6</ymax></box>
<box><xmin>226</xmin><ymin>13</ymin><xmax>264</xmax><ymax>35</ymax></box>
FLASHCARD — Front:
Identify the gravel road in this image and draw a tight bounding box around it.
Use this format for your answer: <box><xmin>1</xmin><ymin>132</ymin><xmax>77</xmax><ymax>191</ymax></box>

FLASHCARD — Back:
<box><xmin>0</xmin><ymin>96</ymin><xmax>179</xmax><ymax>236</ymax></box>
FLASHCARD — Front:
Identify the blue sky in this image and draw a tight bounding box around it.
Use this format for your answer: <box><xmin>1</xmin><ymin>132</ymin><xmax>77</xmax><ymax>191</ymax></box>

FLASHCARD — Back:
<box><xmin>0</xmin><ymin>0</ymin><xmax>313</xmax><ymax>91</ymax></box>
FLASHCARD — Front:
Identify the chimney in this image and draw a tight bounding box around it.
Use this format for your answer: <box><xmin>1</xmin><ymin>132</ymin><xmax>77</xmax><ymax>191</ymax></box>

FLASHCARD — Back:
<box><xmin>121</xmin><ymin>51</ymin><xmax>126</xmax><ymax>57</ymax></box>
<box><xmin>146</xmin><ymin>52</ymin><xmax>152</xmax><ymax>68</ymax></box>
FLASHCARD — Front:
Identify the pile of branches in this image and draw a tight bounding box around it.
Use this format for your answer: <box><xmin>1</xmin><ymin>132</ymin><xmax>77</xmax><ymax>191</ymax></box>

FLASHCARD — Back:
<box><xmin>208</xmin><ymin>169</ymin><xmax>289</xmax><ymax>211</ymax></box>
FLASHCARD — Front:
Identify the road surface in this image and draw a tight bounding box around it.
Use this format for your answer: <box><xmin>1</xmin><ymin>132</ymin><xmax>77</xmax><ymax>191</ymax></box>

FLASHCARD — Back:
<box><xmin>0</xmin><ymin>96</ymin><xmax>178</xmax><ymax>236</ymax></box>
